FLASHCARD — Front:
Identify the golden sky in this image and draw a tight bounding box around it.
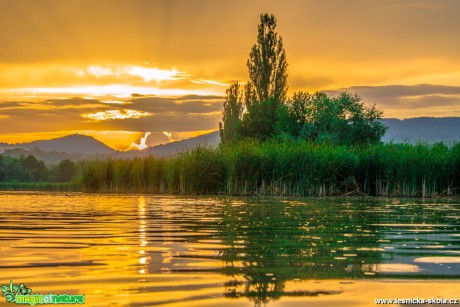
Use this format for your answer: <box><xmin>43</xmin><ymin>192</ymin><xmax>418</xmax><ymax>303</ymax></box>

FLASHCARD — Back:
<box><xmin>1</xmin><ymin>0</ymin><xmax>459</xmax><ymax>149</ymax></box>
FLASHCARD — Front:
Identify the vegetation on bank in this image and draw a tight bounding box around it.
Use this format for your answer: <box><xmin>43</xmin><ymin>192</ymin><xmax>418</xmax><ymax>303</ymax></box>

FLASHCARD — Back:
<box><xmin>0</xmin><ymin>182</ymin><xmax>78</xmax><ymax>191</ymax></box>
<box><xmin>0</xmin><ymin>154</ymin><xmax>77</xmax><ymax>183</ymax></box>
<box><xmin>77</xmin><ymin>141</ymin><xmax>460</xmax><ymax>197</ymax></box>
<box><xmin>2</xmin><ymin>140</ymin><xmax>460</xmax><ymax>197</ymax></box>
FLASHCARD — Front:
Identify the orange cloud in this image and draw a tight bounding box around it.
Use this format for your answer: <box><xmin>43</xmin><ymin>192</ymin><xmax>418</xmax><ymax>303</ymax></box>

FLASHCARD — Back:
<box><xmin>83</xmin><ymin>109</ymin><xmax>152</xmax><ymax>121</ymax></box>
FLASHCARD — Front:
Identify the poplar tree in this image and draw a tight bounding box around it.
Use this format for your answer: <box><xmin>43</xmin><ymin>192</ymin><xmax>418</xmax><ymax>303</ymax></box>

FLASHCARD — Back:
<box><xmin>247</xmin><ymin>13</ymin><xmax>288</xmax><ymax>104</ymax></box>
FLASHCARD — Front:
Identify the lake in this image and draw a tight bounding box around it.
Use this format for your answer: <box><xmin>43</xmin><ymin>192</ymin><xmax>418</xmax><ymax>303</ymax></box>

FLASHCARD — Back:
<box><xmin>1</xmin><ymin>192</ymin><xmax>460</xmax><ymax>306</ymax></box>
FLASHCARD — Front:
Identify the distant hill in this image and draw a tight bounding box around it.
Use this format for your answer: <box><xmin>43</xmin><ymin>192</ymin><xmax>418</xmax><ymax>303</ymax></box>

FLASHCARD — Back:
<box><xmin>2</xmin><ymin>147</ymin><xmax>114</xmax><ymax>164</ymax></box>
<box><xmin>23</xmin><ymin>134</ymin><xmax>116</xmax><ymax>154</ymax></box>
<box><xmin>148</xmin><ymin>131</ymin><xmax>220</xmax><ymax>156</ymax></box>
<box><xmin>381</xmin><ymin>117</ymin><xmax>460</xmax><ymax>144</ymax></box>
<box><xmin>0</xmin><ymin>142</ymin><xmax>10</xmax><ymax>152</ymax></box>
<box><xmin>4</xmin><ymin>134</ymin><xmax>116</xmax><ymax>155</ymax></box>
<box><xmin>110</xmin><ymin>131</ymin><xmax>220</xmax><ymax>159</ymax></box>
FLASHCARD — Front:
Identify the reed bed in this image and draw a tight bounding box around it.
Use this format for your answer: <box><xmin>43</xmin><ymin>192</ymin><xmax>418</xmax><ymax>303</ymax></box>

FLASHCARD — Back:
<box><xmin>0</xmin><ymin>182</ymin><xmax>79</xmax><ymax>191</ymax></box>
<box><xmin>77</xmin><ymin>141</ymin><xmax>460</xmax><ymax>197</ymax></box>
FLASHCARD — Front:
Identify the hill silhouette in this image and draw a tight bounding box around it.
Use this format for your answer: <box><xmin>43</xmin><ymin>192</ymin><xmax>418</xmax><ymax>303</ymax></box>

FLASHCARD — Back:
<box><xmin>1</xmin><ymin>134</ymin><xmax>116</xmax><ymax>156</ymax></box>
<box><xmin>22</xmin><ymin>134</ymin><xmax>116</xmax><ymax>154</ymax></box>
<box><xmin>381</xmin><ymin>117</ymin><xmax>460</xmax><ymax>144</ymax></box>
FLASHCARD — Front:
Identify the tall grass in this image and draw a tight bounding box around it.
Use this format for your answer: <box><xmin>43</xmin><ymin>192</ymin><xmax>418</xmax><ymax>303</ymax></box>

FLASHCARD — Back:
<box><xmin>0</xmin><ymin>182</ymin><xmax>79</xmax><ymax>191</ymax></box>
<box><xmin>78</xmin><ymin>147</ymin><xmax>226</xmax><ymax>194</ymax></box>
<box><xmin>77</xmin><ymin>141</ymin><xmax>460</xmax><ymax>197</ymax></box>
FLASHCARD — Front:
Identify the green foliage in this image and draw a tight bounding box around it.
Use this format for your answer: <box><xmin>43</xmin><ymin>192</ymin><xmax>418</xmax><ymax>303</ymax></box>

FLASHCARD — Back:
<box><xmin>80</xmin><ymin>160</ymin><xmax>105</xmax><ymax>192</ymax></box>
<box><xmin>274</xmin><ymin>91</ymin><xmax>310</xmax><ymax>138</ymax></box>
<box><xmin>0</xmin><ymin>154</ymin><xmax>48</xmax><ymax>182</ymax></box>
<box><xmin>49</xmin><ymin>159</ymin><xmax>76</xmax><ymax>182</ymax></box>
<box><xmin>75</xmin><ymin>141</ymin><xmax>460</xmax><ymax>197</ymax></box>
<box><xmin>275</xmin><ymin>92</ymin><xmax>387</xmax><ymax>145</ymax></box>
<box><xmin>221</xmin><ymin>140</ymin><xmax>460</xmax><ymax>197</ymax></box>
<box><xmin>0</xmin><ymin>155</ymin><xmax>27</xmax><ymax>182</ymax></box>
<box><xmin>247</xmin><ymin>13</ymin><xmax>288</xmax><ymax>103</ymax></box>
<box><xmin>452</xmin><ymin>142</ymin><xmax>460</xmax><ymax>189</ymax></box>
<box><xmin>240</xmin><ymin>13</ymin><xmax>288</xmax><ymax>141</ymax></box>
<box><xmin>2</xmin><ymin>141</ymin><xmax>458</xmax><ymax>197</ymax></box>
<box><xmin>241</xmin><ymin>97</ymin><xmax>280</xmax><ymax>140</ymax></box>
<box><xmin>0</xmin><ymin>182</ymin><xmax>77</xmax><ymax>191</ymax></box>
<box><xmin>174</xmin><ymin>146</ymin><xmax>226</xmax><ymax>194</ymax></box>
<box><xmin>19</xmin><ymin>155</ymin><xmax>47</xmax><ymax>181</ymax></box>
<box><xmin>219</xmin><ymin>82</ymin><xmax>244</xmax><ymax>144</ymax></box>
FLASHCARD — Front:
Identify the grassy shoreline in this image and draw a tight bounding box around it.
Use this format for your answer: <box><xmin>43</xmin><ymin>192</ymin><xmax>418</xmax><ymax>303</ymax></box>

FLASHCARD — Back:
<box><xmin>76</xmin><ymin>140</ymin><xmax>460</xmax><ymax>197</ymax></box>
<box><xmin>2</xmin><ymin>141</ymin><xmax>459</xmax><ymax>197</ymax></box>
<box><xmin>0</xmin><ymin>182</ymin><xmax>79</xmax><ymax>191</ymax></box>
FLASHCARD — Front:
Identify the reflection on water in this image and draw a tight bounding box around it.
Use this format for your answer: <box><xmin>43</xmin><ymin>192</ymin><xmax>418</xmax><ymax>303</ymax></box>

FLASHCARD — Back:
<box><xmin>1</xmin><ymin>192</ymin><xmax>460</xmax><ymax>306</ymax></box>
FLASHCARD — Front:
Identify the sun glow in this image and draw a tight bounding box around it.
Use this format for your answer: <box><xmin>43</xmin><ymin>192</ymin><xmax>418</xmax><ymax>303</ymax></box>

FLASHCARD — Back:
<box><xmin>127</xmin><ymin>66</ymin><xmax>181</xmax><ymax>82</ymax></box>
<box><xmin>86</xmin><ymin>65</ymin><xmax>182</xmax><ymax>82</ymax></box>
<box><xmin>83</xmin><ymin>109</ymin><xmax>151</xmax><ymax>121</ymax></box>
<box><xmin>6</xmin><ymin>85</ymin><xmax>221</xmax><ymax>99</ymax></box>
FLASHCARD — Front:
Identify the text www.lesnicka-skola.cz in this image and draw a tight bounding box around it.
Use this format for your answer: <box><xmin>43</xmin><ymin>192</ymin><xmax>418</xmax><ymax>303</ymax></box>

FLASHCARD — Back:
<box><xmin>375</xmin><ymin>297</ymin><xmax>459</xmax><ymax>305</ymax></box>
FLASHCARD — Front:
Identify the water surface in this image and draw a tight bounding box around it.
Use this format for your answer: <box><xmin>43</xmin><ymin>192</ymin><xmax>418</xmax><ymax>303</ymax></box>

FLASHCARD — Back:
<box><xmin>1</xmin><ymin>192</ymin><xmax>460</xmax><ymax>306</ymax></box>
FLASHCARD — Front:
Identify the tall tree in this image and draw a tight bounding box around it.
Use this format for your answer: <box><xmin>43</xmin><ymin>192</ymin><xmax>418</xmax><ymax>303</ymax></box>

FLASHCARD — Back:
<box><xmin>219</xmin><ymin>82</ymin><xmax>244</xmax><ymax>143</ymax></box>
<box><xmin>247</xmin><ymin>13</ymin><xmax>288</xmax><ymax>104</ymax></box>
<box><xmin>240</xmin><ymin>13</ymin><xmax>289</xmax><ymax>140</ymax></box>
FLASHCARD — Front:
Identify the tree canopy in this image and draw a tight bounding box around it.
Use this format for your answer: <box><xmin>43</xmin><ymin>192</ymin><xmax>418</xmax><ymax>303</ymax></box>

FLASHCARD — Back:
<box><xmin>219</xmin><ymin>13</ymin><xmax>387</xmax><ymax>145</ymax></box>
<box><xmin>275</xmin><ymin>92</ymin><xmax>387</xmax><ymax>145</ymax></box>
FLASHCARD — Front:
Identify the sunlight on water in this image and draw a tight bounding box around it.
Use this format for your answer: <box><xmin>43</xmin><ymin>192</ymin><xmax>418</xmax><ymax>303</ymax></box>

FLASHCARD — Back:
<box><xmin>1</xmin><ymin>192</ymin><xmax>460</xmax><ymax>306</ymax></box>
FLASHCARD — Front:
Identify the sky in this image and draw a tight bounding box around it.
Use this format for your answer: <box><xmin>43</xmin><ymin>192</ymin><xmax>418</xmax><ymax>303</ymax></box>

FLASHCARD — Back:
<box><xmin>0</xmin><ymin>0</ymin><xmax>459</xmax><ymax>149</ymax></box>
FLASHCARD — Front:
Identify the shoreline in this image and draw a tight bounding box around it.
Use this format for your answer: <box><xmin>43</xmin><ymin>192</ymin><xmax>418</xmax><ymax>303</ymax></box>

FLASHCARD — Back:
<box><xmin>0</xmin><ymin>189</ymin><xmax>459</xmax><ymax>201</ymax></box>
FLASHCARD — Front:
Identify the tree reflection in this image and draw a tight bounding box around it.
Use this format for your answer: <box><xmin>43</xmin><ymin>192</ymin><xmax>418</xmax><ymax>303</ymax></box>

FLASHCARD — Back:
<box><xmin>219</xmin><ymin>198</ymin><xmax>383</xmax><ymax>306</ymax></box>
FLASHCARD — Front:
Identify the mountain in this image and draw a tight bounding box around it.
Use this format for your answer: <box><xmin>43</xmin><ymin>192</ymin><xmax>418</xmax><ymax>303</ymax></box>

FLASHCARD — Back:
<box><xmin>22</xmin><ymin>134</ymin><xmax>116</xmax><ymax>154</ymax></box>
<box><xmin>381</xmin><ymin>117</ymin><xmax>460</xmax><ymax>144</ymax></box>
<box><xmin>0</xmin><ymin>142</ymin><xmax>11</xmax><ymax>152</ymax></box>
<box><xmin>1</xmin><ymin>134</ymin><xmax>116</xmax><ymax>155</ymax></box>
<box><xmin>0</xmin><ymin>134</ymin><xmax>116</xmax><ymax>164</ymax></box>
<box><xmin>2</xmin><ymin>147</ymin><xmax>114</xmax><ymax>164</ymax></box>
<box><xmin>148</xmin><ymin>131</ymin><xmax>220</xmax><ymax>156</ymax></box>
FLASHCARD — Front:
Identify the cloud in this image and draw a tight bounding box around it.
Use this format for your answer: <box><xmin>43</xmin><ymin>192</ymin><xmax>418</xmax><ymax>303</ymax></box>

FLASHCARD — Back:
<box><xmin>162</xmin><ymin>131</ymin><xmax>172</xmax><ymax>140</ymax></box>
<box><xmin>82</xmin><ymin>112</ymin><xmax>221</xmax><ymax>132</ymax></box>
<box><xmin>130</xmin><ymin>96</ymin><xmax>223</xmax><ymax>114</ymax></box>
<box><xmin>174</xmin><ymin>94</ymin><xmax>224</xmax><ymax>100</ymax></box>
<box><xmin>129</xmin><ymin>132</ymin><xmax>151</xmax><ymax>150</ymax></box>
<box><xmin>0</xmin><ymin>101</ymin><xmax>23</xmax><ymax>109</ymax></box>
<box><xmin>399</xmin><ymin>94</ymin><xmax>460</xmax><ymax>108</ymax></box>
<box><xmin>326</xmin><ymin>84</ymin><xmax>460</xmax><ymax>117</ymax></box>
<box><xmin>0</xmin><ymin>94</ymin><xmax>223</xmax><ymax>136</ymax></box>
<box><xmin>86</xmin><ymin>65</ymin><xmax>182</xmax><ymax>83</ymax></box>
<box><xmin>83</xmin><ymin>109</ymin><xmax>152</xmax><ymax>121</ymax></box>
<box><xmin>5</xmin><ymin>84</ymin><xmax>220</xmax><ymax>98</ymax></box>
